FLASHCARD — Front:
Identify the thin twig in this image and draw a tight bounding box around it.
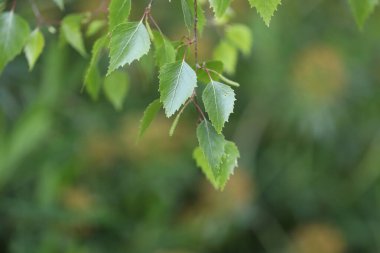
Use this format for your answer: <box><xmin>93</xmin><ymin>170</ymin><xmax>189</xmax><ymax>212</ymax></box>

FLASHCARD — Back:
<box><xmin>91</xmin><ymin>0</ymin><xmax>108</xmax><ymax>17</ymax></box>
<box><xmin>11</xmin><ymin>0</ymin><xmax>17</xmax><ymax>11</ymax></box>
<box><xmin>192</xmin><ymin>95</ymin><xmax>206</xmax><ymax>120</ymax></box>
<box><xmin>149</xmin><ymin>14</ymin><xmax>163</xmax><ymax>35</ymax></box>
<box><xmin>28</xmin><ymin>0</ymin><xmax>43</xmax><ymax>26</ymax></box>
<box><xmin>193</xmin><ymin>0</ymin><xmax>198</xmax><ymax>67</ymax></box>
<box><xmin>190</xmin><ymin>0</ymin><xmax>206</xmax><ymax>121</ymax></box>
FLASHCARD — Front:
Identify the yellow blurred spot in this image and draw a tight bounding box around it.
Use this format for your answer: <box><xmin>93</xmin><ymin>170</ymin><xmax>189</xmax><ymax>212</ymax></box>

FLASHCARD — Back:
<box><xmin>292</xmin><ymin>223</ymin><xmax>346</xmax><ymax>253</ymax></box>
<box><xmin>62</xmin><ymin>187</ymin><xmax>94</xmax><ymax>213</ymax></box>
<box><xmin>293</xmin><ymin>45</ymin><xmax>346</xmax><ymax>103</ymax></box>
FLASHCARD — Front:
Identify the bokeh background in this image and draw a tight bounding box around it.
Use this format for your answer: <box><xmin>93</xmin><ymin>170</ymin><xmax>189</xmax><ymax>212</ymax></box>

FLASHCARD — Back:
<box><xmin>1</xmin><ymin>0</ymin><xmax>380</xmax><ymax>252</ymax></box>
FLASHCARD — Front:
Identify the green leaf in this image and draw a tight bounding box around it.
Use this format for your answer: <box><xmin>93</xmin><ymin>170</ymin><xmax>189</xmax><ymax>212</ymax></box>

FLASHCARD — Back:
<box><xmin>213</xmin><ymin>40</ymin><xmax>238</xmax><ymax>75</ymax></box>
<box><xmin>196</xmin><ymin>120</ymin><xmax>226</xmax><ymax>172</ymax></box>
<box><xmin>202</xmin><ymin>81</ymin><xmax>235</xmax><ymax>133</ymax></box>
<box><xmin>193</xmin><ymin>141</ymin><xmax>239</xmax><ymax>190</ymax></box>
<box><xmin>108</xmin><ymin>21</ymin><xmax>151</xmax><ymax>75</ymax></box>
<box><xmin>152</xmin><ymin>31</ymin><xmax>176</xmax><ymax>67</ymax></box>
<box><xmin>159</xmin><ymin>60</ymin><xmax>197</xmax><ymax>117</ymax></box>
<box><xmin>61</xmin><ymin>14</ymin><xmax>87</xmax><ymax>57</ymax></box>
<box><xmin>52</xmin><ymin>0</ymin><xmax>64</xmax><ymax>10</ymax></box>
<box><xmin>209</xmin><ymin>0</ymin><xmax>232</xmax><ymax>18</ymax></box>
<box><xmin>86</xmin><ymin>19</ymin><xmax>106</xmax><ymax>37</ymax></box>
<box><xmin>197</xmin><ymin>60</ymin><xmax>224</xmax><ymax>83</ymax></box>
<box><xmin>181</xmin><ymin>0</ymin><xmax>206</xmax><ymax>34</ymax></box>
<box><xmin>0</xmin><ymin>12</ymin><xmax>30</xmax><ymax>73</ymax></box>
<box><xmin>104</xmin><ymin>71</ymin><xmax>129</xmax><ymax>110</ymax></box>
<box><xmin>109</xmin><ymin>0</ymin><xmax>131</xmax><ymax>31</ymax></box>
<box><xmin>348</xmin><ymin>0</ymin><xmax>379</xmax><ymax>28</ymax></box>
<box><xmin>24</xmin><ymin>28</ymin><xmax>45</xmax><ymax>71</ymax></box>
<box><xmin>84</xmin><ymin>36</ymin><xmax>108</xmax><ymax>100</ymax></box>
<box><xmin>248</xmin><ymin>0</ymin><xmax>281</xmax><ymax>26</ymax></box>
<box><xmin>181</xmin><ymin>0</ymin><xmax>194</xmax><ymax>31</ymax></box>
<box><xmin>139</xmin><ymin>99</ymin><xmax>162</xmax><ymax>139</ymax></box>
<box><xmin>226</xmin><ymin>24</ymin><xmax>253</xmax><ymax>55</ymax></box>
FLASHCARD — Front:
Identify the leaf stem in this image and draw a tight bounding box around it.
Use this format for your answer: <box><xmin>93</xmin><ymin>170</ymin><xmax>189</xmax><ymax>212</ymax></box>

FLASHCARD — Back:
<box><xmin>207</xmin><ymin>69</ymin><xmax>240</xmax><ymax>87</ymax></box>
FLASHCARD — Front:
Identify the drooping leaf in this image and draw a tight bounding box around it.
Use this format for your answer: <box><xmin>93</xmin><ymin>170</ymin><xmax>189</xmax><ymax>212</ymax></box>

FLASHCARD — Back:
<box><xmin>209</xmin><ymin>0</ymin><xmax>232</xmax><ymax>18</ymax></box>
<box><xmin>181</xmin><ymin>0</ymin><xmax>194</xmax><ymax>31</ymax></box>
<box><xmin>180</xmin><ymin>0</ymin><xmax>206</xmax><ymax>34</ymax></box>
<box><xmin>159</xmin><ymin>60</ymin><xmax>197</xmax><ymax>117</ymax></box>
<box><xmin>86</xmin><ymin>19</ymin><xmax>106</xmax><ymax>37</ymax></box>
<box><xmin>226</xmin><ymin>24</ymin><xmax>253</xmax><ymax>55</ymax></box>
<box><xmin>348</xmin><ymin>0</ymin><xmax>379</xmax><ymax>28</ymax></box>
<box><xmin>202</xmin><ymin>81</ymin><xmax>235</xmax><ymax>133</ymax></box>
<box><xmin>213</xmin><ymin>40</ymin><xmax>238</xmax><ymax>75</ymax></box>
<box><xmin>61</xmin><ymin>14</ymin><xmax>87</xmax><ymax>56</ymax></box>
<box><xmin>24</xmin><ymin>28</ymin><xmax>45</xmax><ymax>70</ymax></box>
<box><xmin>248</xmin><ymin>0</ymin><xmax>281</xmax><ymax>26</ymax></box>
<box><xmin>152</xmin><ymin>31</ymin><xmax>176</xmax><ymax>67</ymax></box>
<box><xmin>139</xmin><ymin>99</ymin><xmax>162</xmax><ymax>139</ymax></box>
<box><xmin>193</xmin><ymin>141</ymin><xmax>239</xmax><ymax>190</ymax></box>
<box><xmin>84</xmin><ymin>36</ymin><xmax>108</xmax><ymax>100</ymax></box>
<box><xmin>109</xmin><ymin>0</ymin><xmax>131</xmax><ymax>31</ymax></box>
<box><xmin>0</xmin><ymin>12</ymin><xmax>30</xmax><ymax>73</ymax></box>
<box><xmin>104</xmin><ymin>71</ymin><xmax>129</xmax><ymax>110</ymax></box>
<box><xmin>52</xmin><ymin>0</ymin><xmax>64</xmax><ymax>10</ymax></box>
<box><xmin>196</xmin><ymin>120</ymin><xmax>226</xmax><ymax>172</ymax></box>
<box><xmin>108</xmin><ymin>21</ymin><xmax>151</xmax><ymax>75</ymax></box>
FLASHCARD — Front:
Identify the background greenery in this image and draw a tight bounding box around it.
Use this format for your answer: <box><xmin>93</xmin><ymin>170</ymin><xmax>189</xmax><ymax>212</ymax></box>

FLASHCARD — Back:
<box><xmin>1</xmin><ymin>0</ymin><xmax>380</xmax><ymax>252</ymax></box>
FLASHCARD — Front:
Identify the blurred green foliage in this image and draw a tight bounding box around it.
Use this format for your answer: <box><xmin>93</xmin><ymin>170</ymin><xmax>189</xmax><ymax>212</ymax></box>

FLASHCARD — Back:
<box><xmin>1</xmin><ymin>0</ymin><xmax>380</xmax><ymax>253</ymax></box>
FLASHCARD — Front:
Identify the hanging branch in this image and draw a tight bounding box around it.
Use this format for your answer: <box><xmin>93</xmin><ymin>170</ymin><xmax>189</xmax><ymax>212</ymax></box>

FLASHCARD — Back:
<box><xmin>193</xmin><ymin>0</ymin><xmax>198</xmax><ymax>67</ymax></box>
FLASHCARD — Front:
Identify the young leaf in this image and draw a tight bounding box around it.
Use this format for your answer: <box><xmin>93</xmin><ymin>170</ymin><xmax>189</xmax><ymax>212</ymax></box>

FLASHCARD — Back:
<box><xmin>226</xmin><ymin>24</ymin><xmax>253</xmax><ymax>55</ymax></box>
<box><xmin>109</xmin><ymin>0</ymin><xmax>131</xmax><ymax>31</ymax></box>
<box><xmin>159</xmin><ymin>60</ymin><xmax>197</xmax><ymax>117</ymax></box>
<box><xmin>84</xmin><ymin>36</ymin><xmax>108</xmax><ymax>100</ymax></box>
<box><xmin>213</xmin><ymin>40</ymin><xmax>238</xmax><ymax>75</ymax></box>
<box><xmin>202</xmin><ymin>81</ymin><xmax>235</xmax><ymax>133</ymax></box>
<box><xmin>139</xmin><ymin>99</ymin><xmax>161</xmax><ymax>139</ymax></box>
<box><xmin>152</xmin><ymin>31</ymin><xmax>176</xmax><ymax>67</ymax></box>
<box><xmin>209</xmin><ymin>0</ymin><xmax>232</xmax><ymax>18</ymax></box>
<box><xmin>348</xmin><ymin>0</ymin><xmax>379</xmax><ymax>28</ymax></box>
<box><xmin>196</xmin><ymin>120</ymin><xmax>226</xmax><ymax>172</ymax></box>
<box><xmin>61</xmin><ymin>14</ymin><xmax>87</xmax><ymax>57</ymax></box>
<box><xmin>108</xmin><ymin>21</ymin><xmax>151</xmax><ymax>75</ymax></box>
<box><xmin>248</xmin><ymin>0</ymin><xmax>281</xmax><ymax>26</ymax></box>
<box><xmin>104</xmin><ymin>71</ymin><xmax>129</xmax><ymax>110</ymax></box>
<box><xmin>86</xmin><ymin>19</ymin><xmax>106</xmax><ymax>37</ymax></box>
<box><xmin>193</xmin><ymin>141</ymin><xmax>239</xmax><ymax>190</ymax></box>
<box><xmin>52</xmin><ymin>0</ymin><xmax>64</xmax><ymax>10</ymax></box>
<box><xmin>24</xmin><ymin>28</ymin><xmax>45</xmax><ymax>71</ymax></box>
<box><xmin>0</xmin><ymin>12</ymin><xmax>30</xmax><ymax>73</ymax></box>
